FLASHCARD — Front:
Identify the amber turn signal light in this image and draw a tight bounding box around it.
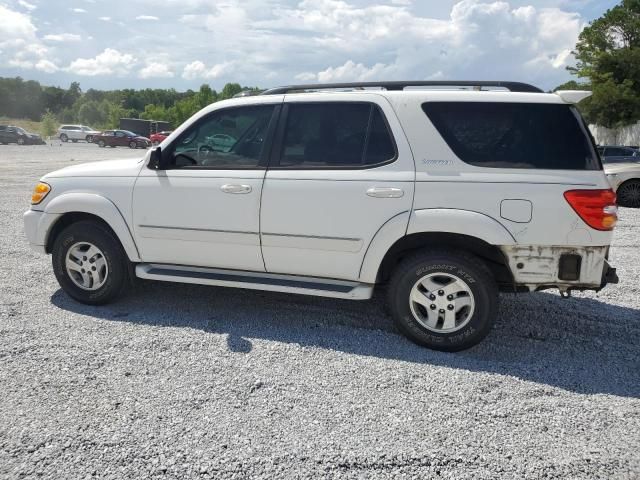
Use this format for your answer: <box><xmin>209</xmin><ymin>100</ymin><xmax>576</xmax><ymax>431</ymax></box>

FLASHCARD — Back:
<box><xmin>31</xmin><ymin>182</ymin><xmax>51</xmax><ymax>205</ymax></box>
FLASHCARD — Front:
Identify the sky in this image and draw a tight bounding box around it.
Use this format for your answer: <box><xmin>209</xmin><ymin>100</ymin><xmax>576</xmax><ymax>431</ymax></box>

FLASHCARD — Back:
<box><xmin>0</xmin><ymin>0</ymin><xmax>620</xmax><ymax>92</ymax></box>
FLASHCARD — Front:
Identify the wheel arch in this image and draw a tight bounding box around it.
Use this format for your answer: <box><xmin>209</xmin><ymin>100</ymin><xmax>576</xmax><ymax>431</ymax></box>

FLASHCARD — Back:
<box><xmin>360</xmin><ymin>208</ymin><xmax>516</xmax><ymax>288</ymax></box>
<box><xmin>376</xmin><ymin>232</ymin><xmax>514</xmax><ymax>289</ymax></box>
<box><xmin>43</xmin><ymin>193</ymin><xmax>140</xmax><ymax>261</ymax></box>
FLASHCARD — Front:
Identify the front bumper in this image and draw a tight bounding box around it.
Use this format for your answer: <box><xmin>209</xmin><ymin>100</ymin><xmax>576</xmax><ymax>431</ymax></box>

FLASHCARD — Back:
<box><xmin>23</xmin><ymin>209</ymin><xmax>60</xmax><ymax>254</ymax></box>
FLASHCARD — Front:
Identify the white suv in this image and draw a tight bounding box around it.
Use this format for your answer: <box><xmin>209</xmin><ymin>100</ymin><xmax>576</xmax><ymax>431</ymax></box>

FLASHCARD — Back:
<box><xmin>24</xmin><ymin>81</ymin><xmax>619</xmax><ymax>351</ymax></box>
<box><xmin>58</xmin><ymin>125</ymin><xmax>101</xmax><ymax>143</ymax></box>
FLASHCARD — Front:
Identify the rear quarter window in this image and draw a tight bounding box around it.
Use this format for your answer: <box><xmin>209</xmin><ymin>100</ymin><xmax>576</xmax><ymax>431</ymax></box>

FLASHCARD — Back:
<box><xmin>422</xmin><ymin>102</ymin><xmax>600</xmax><ymax>170</ymax></box>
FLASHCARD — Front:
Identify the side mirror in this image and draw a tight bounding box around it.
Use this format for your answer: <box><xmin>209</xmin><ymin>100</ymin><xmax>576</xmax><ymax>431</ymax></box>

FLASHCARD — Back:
<box><xmin>149</xmin><ymin>146</ymin><xmax>168</xmax><ymax>170</ymax></box>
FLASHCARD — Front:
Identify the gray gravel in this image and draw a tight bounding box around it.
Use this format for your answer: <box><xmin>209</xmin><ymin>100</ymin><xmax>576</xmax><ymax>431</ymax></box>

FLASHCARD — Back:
<box><xmin>1</xmin><ymin>143</ymin><xmax>639</xmax><ymax>479</ymax></box>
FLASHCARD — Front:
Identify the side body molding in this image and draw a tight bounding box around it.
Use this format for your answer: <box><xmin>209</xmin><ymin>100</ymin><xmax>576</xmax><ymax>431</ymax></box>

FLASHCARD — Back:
<box><xmin>43</xmin><ymin>193</ymin><xmax>141</xmax><ymax>261</ymax></box>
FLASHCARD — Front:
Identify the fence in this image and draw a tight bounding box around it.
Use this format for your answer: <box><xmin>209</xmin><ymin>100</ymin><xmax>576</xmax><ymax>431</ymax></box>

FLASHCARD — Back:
<box><xmin>589</xmin><ymin>122</ymin><xmax>640</xmax><ymax>147</ymax></box>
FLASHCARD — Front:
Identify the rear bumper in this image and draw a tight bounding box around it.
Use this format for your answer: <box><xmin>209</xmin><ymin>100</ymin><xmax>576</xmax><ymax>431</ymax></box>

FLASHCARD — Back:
<box><xmin>602</xmin><ymin>261</ymin><xmax>619</xmax><ymax>287</ymax></box>
<box><xmin>500</xmin><ymin>245</ymin><xmax>616</xmax><ymax>292</ymax></box>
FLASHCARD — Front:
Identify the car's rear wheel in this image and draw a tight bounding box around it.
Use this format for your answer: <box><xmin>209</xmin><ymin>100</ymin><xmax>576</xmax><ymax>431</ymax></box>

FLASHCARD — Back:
<box><xmin>86</xmin><ymin>135</ymin><xmax>93</xmax><ymax>143</ymax></box>
<box><xmin>387</xmin><ymin>249</ymin><xmax>498</xmax><ymax>351</ymax></box>
<box><xmin>52</xmin><ymin>221</ymin><xmax>129</xmax><ymax>305</ymax></box>
<box><xmin>98</xmin><ymin>140</ymin><xmax>105</xmax><ymax>148</ymax></box>
<box><xmin>60</xmin><ymin>134</ymin><xmax>68</xmax><ymax>142</ymax></box>
<box><xmin>617</xmin><ymin>180</ymin><xmax>640</xmax><ymax>208</ymax></box>
<box><xmin>129</xmin><ymin>141</ymin><xmax>137</xmax><ymax>149</ymax></box>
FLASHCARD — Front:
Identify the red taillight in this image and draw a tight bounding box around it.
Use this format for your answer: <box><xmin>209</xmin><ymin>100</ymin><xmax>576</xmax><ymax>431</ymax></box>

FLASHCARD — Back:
<box><xmin>564</xmin><ymin>189</ymin><xmax>618</xmax><ymax>231</ymax></box>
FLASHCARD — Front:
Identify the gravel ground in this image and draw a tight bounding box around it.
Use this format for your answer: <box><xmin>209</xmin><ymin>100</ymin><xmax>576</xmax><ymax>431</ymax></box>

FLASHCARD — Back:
<box><xmin>0</xmin><ymin>143</ymin><xmax>639</xmax><ymax>479</ymax></box>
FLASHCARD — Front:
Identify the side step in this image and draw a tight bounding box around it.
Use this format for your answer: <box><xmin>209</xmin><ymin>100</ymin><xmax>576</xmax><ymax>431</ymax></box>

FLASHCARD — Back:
<box><xmin>135</xmin><ymin>264</ymin><xmax>374</xmax><ymax>300</ymax></box>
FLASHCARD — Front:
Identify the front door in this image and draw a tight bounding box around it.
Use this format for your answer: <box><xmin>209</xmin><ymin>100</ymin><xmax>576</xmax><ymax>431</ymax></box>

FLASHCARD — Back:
<box><xmin>260</xmin><ymin>95</ymin><xmax>415</xmax><ymax>281</ymax></box>
<box><xmin>132</xmin><ymin>101</ymin><xmax>281</xmax><ymax>271</ymax></box>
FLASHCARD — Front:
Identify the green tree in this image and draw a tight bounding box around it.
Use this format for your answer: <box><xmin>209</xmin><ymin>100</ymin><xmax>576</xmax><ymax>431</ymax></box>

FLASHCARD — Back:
<box><xmin>569</xmin><ymin>0</ymin><xmax>640</xmax><ymax>127</ymax></box>
<box><xmin>41</xmin><ymin>109</ymin><xmax>57</xmax><ymax>139</ymax></box>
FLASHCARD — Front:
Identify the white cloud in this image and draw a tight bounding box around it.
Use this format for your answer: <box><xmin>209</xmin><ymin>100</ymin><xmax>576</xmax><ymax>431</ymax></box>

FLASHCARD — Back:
<box><xmin>17</xmin><ymin>0</ymin><xmax>37</xmax><ymax>11</ymax></box>
<box><xmin>67</xmin><ymin>48</ymin><xmax>137</xmax><ymax>76</ymax></box>
<box><xmin>182</xmin><ymin>60</ymin><xmax>233</xmax><ymax>80</ymax></box>
<box><xmin>43</xmin><ymin>33</ymin><xmax>82</xmax><ymax>42</ymax></box>
<box><xmin>35</xmin><ymin>59</ymin><xmax>59</xmax><ymax>73</ymax></box>
<box><xmin>0</xmin><ymin>5</ymin><xmax>37</xmax><ymax>43</ymax></box>
<box><xmin>284</xmin><ymin>0</ymin><xmax>584</xmax><ymax>88</ymax></box>
<box><xmin>139</xmin><ymin>62</ymin><xmax>174</xmax><ymax>78</ymax></box>
<box><xmin>71</xmin><ymin>8</ymin><xmax>86</xmax><ymax>13</ymax></box>
<box><xmin>0</xmin><ymin>1</ymin><xmax>590</xmax><ymax>90</ymax></box>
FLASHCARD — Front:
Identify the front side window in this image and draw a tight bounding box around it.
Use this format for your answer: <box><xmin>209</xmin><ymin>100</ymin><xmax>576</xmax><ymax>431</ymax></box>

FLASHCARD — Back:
<box><xmin>169</xmin><ymin>105</ymin><xmax>275</xmax><ymax>169</ymax></box>
<box><xmin>422</xmin><ymin>102</ymin><xmax>600</xmax><ymax>170</ymax></box>
<box><xmin>277</xmin><ymin>103</ymin><xmax>396</xmax><ymax>168</ymax></box>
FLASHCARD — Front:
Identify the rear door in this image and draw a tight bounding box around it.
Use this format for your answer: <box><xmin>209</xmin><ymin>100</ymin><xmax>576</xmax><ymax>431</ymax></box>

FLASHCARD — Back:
<box><xmin>259</xmin><ymin>94</ymin><xmax>414</xmax><ymax>281</ymax></box>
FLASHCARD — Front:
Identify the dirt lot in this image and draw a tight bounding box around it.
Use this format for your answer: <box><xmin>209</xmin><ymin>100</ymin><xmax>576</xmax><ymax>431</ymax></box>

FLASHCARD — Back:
<box><xmin>0</xmin><ymin>143</ymin><xmax>639</xmax><ymax>479</ymax></box>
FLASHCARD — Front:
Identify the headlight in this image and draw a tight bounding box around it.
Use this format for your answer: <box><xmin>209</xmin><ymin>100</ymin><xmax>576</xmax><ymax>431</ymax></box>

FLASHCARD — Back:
<box><xmin>31</xmin><ymin>182</ymin><xmax>51</xmax><ymax>205</ymax></box>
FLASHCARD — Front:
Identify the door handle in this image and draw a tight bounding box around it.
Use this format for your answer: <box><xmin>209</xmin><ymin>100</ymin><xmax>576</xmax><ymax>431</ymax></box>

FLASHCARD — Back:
<box><xmin>366</xmin><ymin>187</ymin><xmax>404</xmax><ymax>198</ymax></box>
<box><xmin>221</xmin><ymin>184</ymin><xmax>252</xmax><ymax>194</ymax></box>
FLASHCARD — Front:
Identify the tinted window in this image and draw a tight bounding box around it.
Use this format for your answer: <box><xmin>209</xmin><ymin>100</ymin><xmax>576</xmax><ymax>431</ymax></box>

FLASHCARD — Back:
<box><xmin>605</xmin><ymin>147</ymin><xmax>631</xmax><ymax>157</ymax></box>
<box><xmin>170</xmin><ymin>105</ymin><xmax>274</xmax><ymax>169</ymax></box>
<box><xmin>422</xmin><ymin>102</ymin><xmax>599</xmax><ymax>170</ymax></box>
<box><xmin>278</xmin><ymin>103</ymin><xmax>395</xmax><ymax>168</ymax></box>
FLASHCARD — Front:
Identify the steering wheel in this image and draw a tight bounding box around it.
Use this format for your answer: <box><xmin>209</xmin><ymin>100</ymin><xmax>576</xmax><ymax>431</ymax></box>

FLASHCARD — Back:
<box><xmin>198</xmin><ymin>145</ymin><xmax>214</xmax><ymax>155</ymax></box>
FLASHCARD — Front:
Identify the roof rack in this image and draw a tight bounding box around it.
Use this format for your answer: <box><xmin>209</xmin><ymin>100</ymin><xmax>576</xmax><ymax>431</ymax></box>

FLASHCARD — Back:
<box><xmin>261</xmin><ymin>81</ymin><xmax>543</xmax><ymax>95</ymax></box>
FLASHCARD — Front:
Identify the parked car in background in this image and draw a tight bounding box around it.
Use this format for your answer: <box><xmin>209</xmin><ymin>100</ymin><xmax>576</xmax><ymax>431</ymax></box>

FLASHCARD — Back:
<box><xmin>93</xmin><ymin>130</ymin><xmax>151</xmax><ymax>149</ymax></box>
<box><xmin>597</xmin><ymin>145</ymin><xmax>639</xmax><ymax>164</ymax></box>
<box><xmin>58</xmin><ymin>125</ymin><xmax>101</xmax><ymax>143</ymax></box>
<box><xmin>0</xmin><ymin>125</ymin><xmax>45</xmax><ymax>145</ymax></box>
<box><xmin>150</xmin><ymin>131</ymin><xmax>173</xmax><ymax>146</ymax></box>
<box><xmin>604</xmin><ymin>159</ymin><xmax>640</xmax><ymax>208</ymax></box>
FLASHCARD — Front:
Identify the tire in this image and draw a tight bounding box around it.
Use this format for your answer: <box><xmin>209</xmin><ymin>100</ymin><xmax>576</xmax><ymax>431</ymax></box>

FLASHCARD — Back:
<box><xmin>17</xmin><ymin>137</ymin><xmax>25</xmax><ymax>145</ymax></box>
<box><xmin>617</xmin><ymin>180</ymin><xmax>640</xmax><ymax>208</ymax></box>
<box><xmin>52</xmin><ymin>221</ymin><xmax>130</xmax><ymax>305</ymax></box>
<box><xmin>60</xmin><ymin>134</ymin><xmax>68</xmax><ymax>142</ymax></box>
<box><xmin>387</xmin><ymin>249</ymin><xmax>498</xmax><ymax>352</ymax></box>
<box><xmin>129</xmin><ymin>141</ymin><xmax>137</xmax><ymax>149</ymax></box>
<box><xmin>98</xmin><ymin>140</ymin><xmax>105</xmax><ymax>148</ymax></box>
<box><xmin>86</xmin><ymin>135</ymin><xmax>93</xmax><ymax>143</ymax></box>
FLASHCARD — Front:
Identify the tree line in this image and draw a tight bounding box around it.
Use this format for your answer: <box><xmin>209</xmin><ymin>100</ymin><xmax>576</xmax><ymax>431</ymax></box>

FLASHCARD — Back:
<box><xmin>0</xmin><ymin>78</ymin><xmax>256</xmax><ymax>130</ymax></box>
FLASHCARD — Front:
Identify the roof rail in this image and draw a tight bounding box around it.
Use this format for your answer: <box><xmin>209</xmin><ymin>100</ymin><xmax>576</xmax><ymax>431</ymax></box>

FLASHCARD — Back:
<box><xmin>261</xmin><ymin>81</ymin><xmax>543</xmax><ymax>95</ymax></box>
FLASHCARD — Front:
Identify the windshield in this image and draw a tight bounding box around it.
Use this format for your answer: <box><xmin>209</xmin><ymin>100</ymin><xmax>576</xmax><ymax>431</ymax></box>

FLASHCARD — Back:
<box><xmin>16</xmin><ymin>127</ymin><xmax>26</xmax><ymax>134</ymax></box>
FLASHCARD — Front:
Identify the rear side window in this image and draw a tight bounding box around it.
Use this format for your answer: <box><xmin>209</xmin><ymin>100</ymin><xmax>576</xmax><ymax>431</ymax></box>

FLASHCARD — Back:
<box><xmin>422</xmin><ymin>102</ymin><xmax>600</xmax><ymax>170</ymax></box>
<box><xmin>277</xmin><ymin>103</ymin><xmax>396</xmax><ymax>168</ymax></box>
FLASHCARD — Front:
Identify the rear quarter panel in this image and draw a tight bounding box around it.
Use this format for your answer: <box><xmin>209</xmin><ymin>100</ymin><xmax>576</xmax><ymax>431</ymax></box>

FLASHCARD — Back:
<box><xmin>388</xmin><ymin>91</ymin><xmax>614</xmax><ymax>247</ymax></box>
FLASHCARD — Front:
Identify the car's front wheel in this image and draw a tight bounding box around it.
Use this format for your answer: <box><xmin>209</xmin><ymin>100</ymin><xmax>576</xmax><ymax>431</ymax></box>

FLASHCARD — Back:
<box><xmin>17</xmin><ymin>137</ymin><xmax>25</xmax><ymax>145</ymax></box>
<box><xmin>387</xmin><ymin>249</ymin><xmax>498</xmax><ymax>351</ymax></box>
<box><xmin>617</xmin><ymin>180</ymin><xmax>640</xmax><ymax>208</ymax></box>
<box><xmin>52</xmin><ymin>221</ymin><xmax>129</xmax><ymax>305</ymax></box>
<box><xmin>98</xmin><ymin>140</ymin><xmax>105</xmax><ymax>147</ymax></box>
<box><xmin>129</xmin><ymin>141</ymin><xmax>137</xmax><ymax>149</ymax></box>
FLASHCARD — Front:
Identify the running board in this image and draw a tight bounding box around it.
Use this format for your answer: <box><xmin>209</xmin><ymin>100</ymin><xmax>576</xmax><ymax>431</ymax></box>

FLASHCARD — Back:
<box><xmin>135</xmin><ymin>264</ymin><xmax>374</xmax><ymax>300</ymax></box>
